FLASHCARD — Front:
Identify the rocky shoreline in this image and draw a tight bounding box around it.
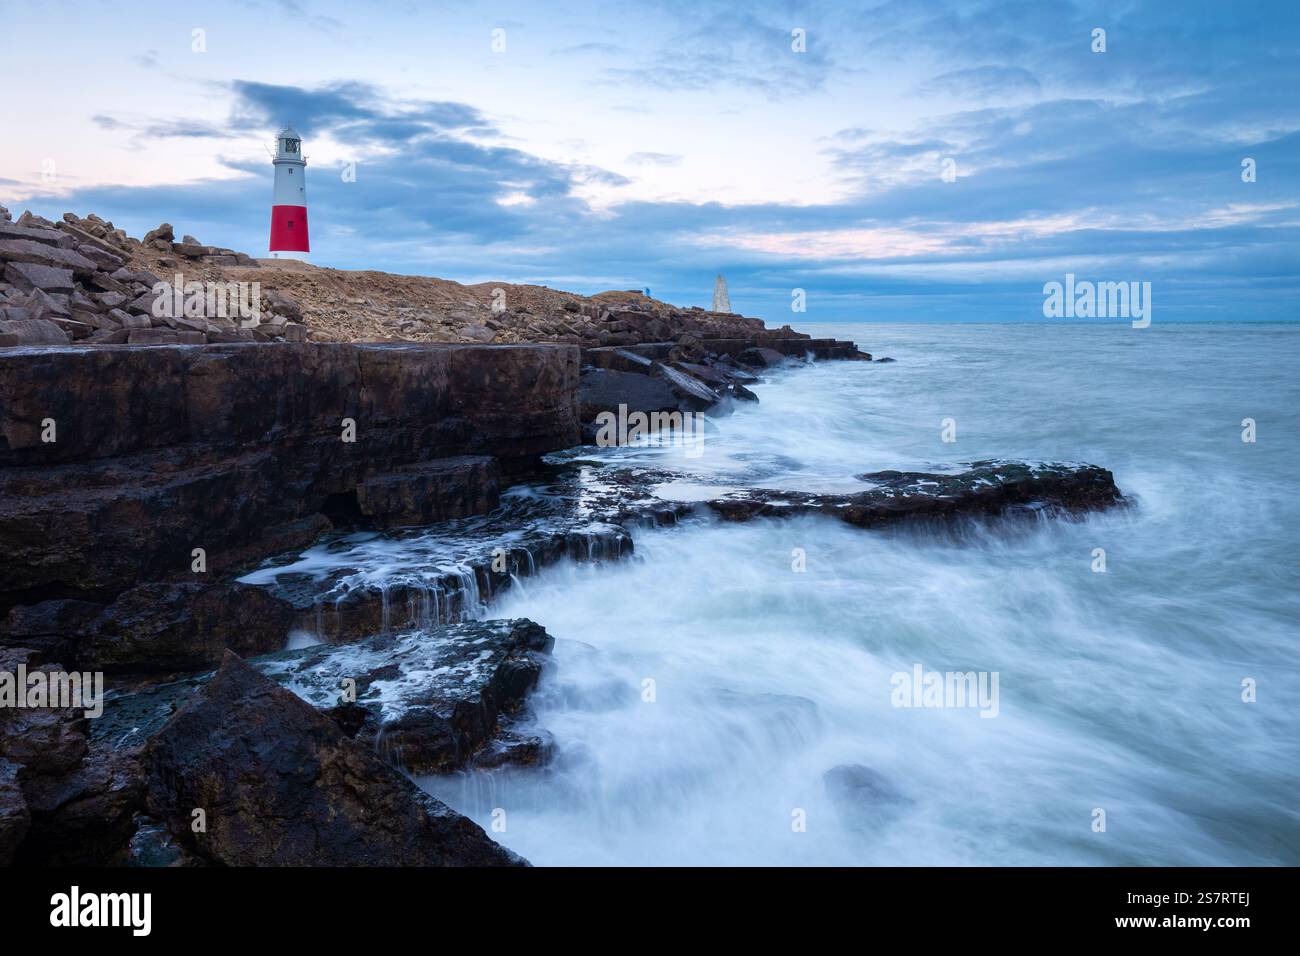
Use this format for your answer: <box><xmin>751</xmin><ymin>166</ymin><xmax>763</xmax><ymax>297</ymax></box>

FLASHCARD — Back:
<box><xmin>1</xmin><ymin>212</ymin><xmax>1125</xmax><ymax>868</ymax></box>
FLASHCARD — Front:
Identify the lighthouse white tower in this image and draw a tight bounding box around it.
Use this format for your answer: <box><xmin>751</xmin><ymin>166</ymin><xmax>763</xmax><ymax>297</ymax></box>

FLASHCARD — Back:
<box><xmin>268</xmin><ymin>126</ymin><xmax>309</xmax><ymax>259</ymax></box>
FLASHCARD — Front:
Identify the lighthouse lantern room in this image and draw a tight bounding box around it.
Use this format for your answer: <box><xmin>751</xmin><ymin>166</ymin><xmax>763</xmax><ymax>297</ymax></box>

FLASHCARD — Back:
<box><xmin>268</xmin><ymin>126</ymin><xmax>310</xmax><ymax>259</ymax></box>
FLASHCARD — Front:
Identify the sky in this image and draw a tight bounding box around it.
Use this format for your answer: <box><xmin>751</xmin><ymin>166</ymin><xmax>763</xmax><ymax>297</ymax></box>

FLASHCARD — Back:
<box><xmin>1</xmin><ymin>0</ymin><xmax>1297</xmax><ymax>322</ymax></box>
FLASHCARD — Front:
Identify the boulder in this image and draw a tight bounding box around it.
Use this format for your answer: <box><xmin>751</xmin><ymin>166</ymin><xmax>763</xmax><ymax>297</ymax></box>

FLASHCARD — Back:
<box><xmin>262</xmin><ymin>288</ymin><xmax>302</xmax><ymax>321</ymax></box>
<box><xmin>85</xmin><ymin>328</ymin><xmax>130</xmax><ymax>345</ymax></box>
<box><xmin>0</xmin><ymin>317</ymin><xmax>70</xmax><ymax>347</ymax></box>
<box><xmin>578</xmin><ymin>367</ymin><xmax>680</xmax><ymax>424</ymax></box>
<box><xmin>0</xmin><ymin>657</ymin><xmax>89</xmax><ymax>777</ymax></box>
<box><xmin>145</xmin><ymin>653</ymin><xmax>526</xmax><ymax>865</ymax></box>
<box><xmin>142</xmin><ymin>223</ymin><xmax>173</xmax><ymax>246</ymax></box>
<box><xmin>14</xmin><ymin>746</ymin><xmax>146</xmax><ymax>866</ymax></box>
<box><xmin>0</xmin><ymin>238</ymin><xmax>97</xmax><ymax>275</ymax></box>
<box><xmin>3</xmin><ymin>261</ymin><xmax>74</xmax><ymax>294</ymax></box>
<box><xmin>18</xmin><ymin>288</ymin><xmax>71</xmax><ymax>320</ymax></box>
<box><xmin>127</xmin><ymin>328</ymin><xmax>179</xmax><ymax>344</ymax></box>
<box><xmin>653</xmin><ymin>362</ymin><xmax>721</xmax><ymax>411</ymax></box>
<box><xmin>737</xmin><ymin>346</ymin><xmax>788</xmax><ymax>368</ymax></box>
<box><xmin>0</xmin><ymin>220</ymin><xmax>68</xmax><ymax>247</ymax></box>
<box><xmin>1</xmin><ymin>599</ymin><xmax>102</xmax><ymax>663</ymax></box>
<box><xmin>51</xmin><ymin>317</ymin><xmax>94</xmax><ymax>340</ymax></box>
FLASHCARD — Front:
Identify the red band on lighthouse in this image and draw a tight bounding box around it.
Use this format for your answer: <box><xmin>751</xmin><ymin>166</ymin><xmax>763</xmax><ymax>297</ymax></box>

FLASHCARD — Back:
<box><xmin>269</xmin><ymin>126</ymin><xmax>310</xmax><ymax>259</ymax></box>
<box><xmin>270</xmin><ymin>205</ymin><xmax>310</xmax><ymax>252</ymax></box>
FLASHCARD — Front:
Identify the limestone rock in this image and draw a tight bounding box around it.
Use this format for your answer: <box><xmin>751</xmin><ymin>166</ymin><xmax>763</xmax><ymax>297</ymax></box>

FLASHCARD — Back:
<box><xmin>76</xmin><ymin>581</ymin><xmax>296</xmax><ymax>674</ymax></box>
<box><xmin>144</xmin><ymin>652</ymin><xmax>526</xmax><ymax>866</ymax></box>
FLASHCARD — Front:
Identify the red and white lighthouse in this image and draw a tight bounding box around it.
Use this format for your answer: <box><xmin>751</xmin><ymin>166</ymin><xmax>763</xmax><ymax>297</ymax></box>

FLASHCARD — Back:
<box><xmin>268</xmin><ymin>126</ymin><xmax>309</xmax><ymax>259</ymax></box>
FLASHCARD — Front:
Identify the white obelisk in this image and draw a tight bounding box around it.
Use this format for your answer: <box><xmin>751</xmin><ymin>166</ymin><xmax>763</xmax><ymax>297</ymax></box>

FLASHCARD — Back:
<box><xmin>711</xmin><ymin>274</ymin><xmax>731</xmax><ymax>313</ymax></box>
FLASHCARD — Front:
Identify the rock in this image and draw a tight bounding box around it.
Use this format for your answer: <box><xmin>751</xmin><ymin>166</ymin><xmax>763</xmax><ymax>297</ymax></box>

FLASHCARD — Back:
<box><xmin>3</xmin><ymin>261</ymin><xmax>74</xmax><ymax>294</ymax></box>
<box><xmin>876</xmin><ymin>357</ymin><xmax>896</xmax><ymax>363</ymax></box>
<box><xmin>461</xmin><ymin>324</ymin><xmax>496</xmax><ymax>343</ymax></box>
<box><xmin>85</xmin><ymin>271</ymin><xmax>129</xmax><ymax>296</ymax></box>
<box><xmin>578</xmin><ymin>367</ymin><xmax>680</xmax><ymax>424</ymax></box>
<box><xmin>729</xmin><ymin>382</ymin><xmax>758</xmax><ymax>401</ymax></box>
<box><xmin>823</xmin><ymin>764</ymin><xmax>911</xmax><ymax>817</ymax></box>
<box><xmin>258</xmin><ymin>618</ymin><xmax>553</xmax><ymax>774</ymax></box>
<box><xmin>15</xmin><ymin>212</ymin><xmax>56</xmax><ymax>230</ymax></box>
<box><xmin>124</xmin><ymin>816</ymin><xmax>196</xmax><ymax>867</ymax></box>
<box><xmin>0</xmin><ymin>317</ymin><xmax>70</xmax><ymax>347</ymax></box>
<box><xmin>51</xmin><ymin>316</ymin><xmax>94</xmax><ymax>340</ymax></box>
<box><xmin>737</xmin><ymin>346</ymin><xmax>788</xmax><ymax>368</ymax></box>
<box><xmin>653</xmin><ymin>362</ymin><xmax>721</xmax><ymax>411</ymax></box>
<box><xmin>82</xmin><ymin>246</ymin><xmax>125</xmax><ymax>271</ymax></box>
<box><xmin>262</xmin><ymin>288</ymin><xmax>302</xmax><ymax>321</ymax></box>
<box><xmin>15</xmin><ymin>745</ymin><xmax>147</xmax><ymax>865</ymax></box>
<box><xmin>0</xmin><ymin>672</ymin><xmax>89</xmax><ymax>778</ymax></box>
<box><xmin>583</xmin><ymin>346</ymin><xmax>656</xmax><ymax>373</ymax></box>
<box><xmin>0</xmin><ymin>238</ymin><xmax>97</xmax><ymax>275</ymax></box>
<box><xmin>125</xmin><ymin>288</ymin><xmax>165</xmax><ymax>316</ymax></box>
<box><xmin>0</xmin><ymin>220</ymin><xmax>68</xmax><ymax>247</ymax></box>
<box><xmin>283</xmin><ymin>322</ymin><xmax>307</xmax><ymax>342</ymax></box>
<box><xmin>1</xmin><ymin>599</ymin><xmax>102</xmax><ymax>663</ymax></box>
<box><xmin>0</xmin><ymin>759</ymin><xmax>29</xmax><ymax>865</ymax></box>
<box><xmin>18</xmin><ymin>288</ymin><xmax>71</xmax><ymax>320</ymax></box>
<box><xmin>85</xmin><ymin>329</ymin><xmax>130</xmax><ymax>345</ymax></box>
<box><xmin>356</xmin><ymin>455</ymin><xmax>501</xmax><ymax>527</ymax></box>
<box><xmin>705</xmin><ymin>460</ymin><xmax>1125</xmax><ymax>527</ymax></box>
<box><xmin>80</xmin><ymin>309</ymin><xmax>121</xmax><ymax>331</ymax></box>
<box><xmin>77</xmin><ymin>582</ymin><xmax>295</xmax><ymax>673</ymax></box>
<box><xmin>142</xmin><ymin>223</ymin><xmax>173</xmax><ymax>245</ymax></box>
<box><xmin>127</xmin><ymin>327</ymin><xmax>179</xmax><ymax>344</ymax></box>
<box><xmin>0</xmin><ymin>343</ymin><xmax>580</xmax><ymax>605</ymax></box>
<box><xmin>144</xmin><ymin>652</ymin><xmax>526</xmax><ymax>865</ymax></box>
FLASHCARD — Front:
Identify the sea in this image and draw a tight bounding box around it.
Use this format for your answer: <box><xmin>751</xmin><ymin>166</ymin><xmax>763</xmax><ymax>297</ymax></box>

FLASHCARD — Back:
<box><xmin>417</xmin><ymin>321</ymin><xmax>1300</xmax><ymax>866</ymax></box>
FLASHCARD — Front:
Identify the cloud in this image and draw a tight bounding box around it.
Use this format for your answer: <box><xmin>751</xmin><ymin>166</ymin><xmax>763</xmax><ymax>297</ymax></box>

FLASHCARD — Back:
<box><xmin>915</xmin><ymin>66</ymin><xmax>1041</xmax><ymax>99</ymax></box>
<box><xmin>627</xmin><ymin>152</ymin><xmax>683</xmax><ymax>166</ymax></box>
<box><xmin>14</xmin><ymin>0</ymin><xmax>1300</xmax><ymax>323</ymax></box>
<box><xmin>605</xmin><ymin>11</ymin><xmax>833</xmax><ymax>97</ymax></box>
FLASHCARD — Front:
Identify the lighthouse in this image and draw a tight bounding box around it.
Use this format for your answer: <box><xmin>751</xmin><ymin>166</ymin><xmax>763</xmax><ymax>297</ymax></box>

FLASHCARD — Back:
<box><xmin>268</xmin><ymin>126</ymin><xmax>309</xmax><ymax>259</ymax></box>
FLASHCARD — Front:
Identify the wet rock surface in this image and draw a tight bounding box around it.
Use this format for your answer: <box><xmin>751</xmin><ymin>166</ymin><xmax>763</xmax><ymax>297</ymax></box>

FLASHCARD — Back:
<box><xmin>0</xmin><ymin>342</ymin><xmax>579</xmax><ymax>611</ymax></box>
<box><xmin>576</xmin><ymin>336</ymin><xmax>869</xmax><ymax>433</ymax></box>
<box><xmin>259</xmin><ymin>618</ymin><xmax>553</xmax><ymax>774</ymax></box>
<box><xmin>144</xmin><ymin>653</ymin><xmax>525</xmax><ymax>866</ymax></box>
<box><xmin>704</xmin><ymin>460</ymin><xmax>1125</xmax><ymax>527</ymax></box>
<box><xmin>238</xmin><ymin>462</ymin><xmax>679</xmax><ymax>644</ymax></box>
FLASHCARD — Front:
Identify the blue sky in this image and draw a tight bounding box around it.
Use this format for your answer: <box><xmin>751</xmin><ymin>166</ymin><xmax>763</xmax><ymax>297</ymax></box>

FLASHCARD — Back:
<box><xmin>2</xmin><ymin>0</ymin><xmax>1297</xmax><ymax>321</ymax></box>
